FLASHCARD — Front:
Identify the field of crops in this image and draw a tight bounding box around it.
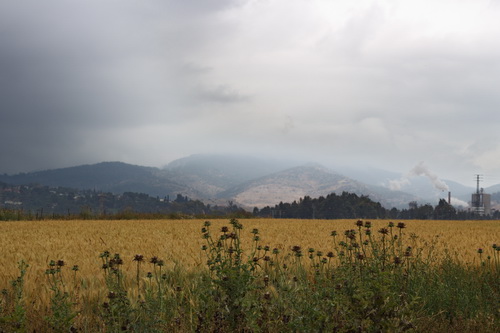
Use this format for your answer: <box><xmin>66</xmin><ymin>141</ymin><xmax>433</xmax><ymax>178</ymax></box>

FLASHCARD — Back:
<box><xmin>0</xmin><ymin>218</ymin><xmax>499</xmax><ymax>332</ymax></box>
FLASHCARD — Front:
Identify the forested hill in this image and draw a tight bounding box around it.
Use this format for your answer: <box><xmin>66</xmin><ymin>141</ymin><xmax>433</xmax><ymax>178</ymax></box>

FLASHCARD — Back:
<box><xmin>0</xmin><ymin>182</ymin><xmax>242</xmax><ymax>218</ymax></box>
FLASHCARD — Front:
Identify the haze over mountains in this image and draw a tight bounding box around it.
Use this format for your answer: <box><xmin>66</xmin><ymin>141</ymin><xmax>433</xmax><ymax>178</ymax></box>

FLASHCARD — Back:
<box><xmin>0</xmin><ymin>154</ymin><xmax>493</xmax><ymax>210</ymax></box>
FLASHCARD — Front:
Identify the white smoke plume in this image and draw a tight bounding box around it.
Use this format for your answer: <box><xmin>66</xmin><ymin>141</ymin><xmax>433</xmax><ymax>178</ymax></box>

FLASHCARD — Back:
<box><xmin>450</xmin><ymin>197</ymin><xmax>469</xmax><ymax>208</ymax></box>
<box><xmin>389</xmin><ymin>161</ymin><xmax>449</xmax><ymax>192</ymax></box>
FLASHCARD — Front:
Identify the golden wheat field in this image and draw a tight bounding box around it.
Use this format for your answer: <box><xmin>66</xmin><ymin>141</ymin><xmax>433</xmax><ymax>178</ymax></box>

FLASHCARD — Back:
<box><xmin>0</xmin><ymin>218</ymin><xmax>498</xmax><ymax>314</ymax></box>
<box><xmin>0</xmin><ymin>218</ymin><xmax>498</xmax><ymax>281</ymax></box>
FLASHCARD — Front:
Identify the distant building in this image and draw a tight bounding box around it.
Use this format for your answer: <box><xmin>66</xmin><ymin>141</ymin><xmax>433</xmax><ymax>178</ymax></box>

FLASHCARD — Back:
<box><xmin>471</xmin><ymin>188</ymin><xmax>491</xmax><ymax>216</ymax></box>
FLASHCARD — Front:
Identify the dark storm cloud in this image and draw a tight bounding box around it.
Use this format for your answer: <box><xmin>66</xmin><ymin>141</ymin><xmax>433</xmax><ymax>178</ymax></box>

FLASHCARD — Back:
<box><xmin>0</xmin><ymin>0</ymin><xmax>249</xmax><ymax>173</ymax></box>
<box><xmin>1</xmin><ymin>0</ymin><xmax>500</xmax><ymax>186</ymax></box>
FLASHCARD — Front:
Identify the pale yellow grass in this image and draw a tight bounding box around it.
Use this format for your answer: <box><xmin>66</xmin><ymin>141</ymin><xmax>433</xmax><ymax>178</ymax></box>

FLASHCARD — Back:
<box><xmin>0</xmin><ymin>218</ymin><xmax>498</xmax><ymax>315</ymax></box>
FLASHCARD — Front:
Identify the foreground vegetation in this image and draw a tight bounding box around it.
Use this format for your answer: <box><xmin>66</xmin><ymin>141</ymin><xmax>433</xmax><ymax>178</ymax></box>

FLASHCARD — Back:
<box><xmin>0</xmin><ymin>219</ymin><xmax>498</xmax><ymax>332</ymax></box>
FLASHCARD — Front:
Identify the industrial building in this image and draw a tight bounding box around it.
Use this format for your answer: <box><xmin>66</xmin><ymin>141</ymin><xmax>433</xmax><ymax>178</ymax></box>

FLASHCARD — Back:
<box><xmin>471</xmin><ymin>175</ymin><xmax>491</xmax><ymax>216</ymax></box>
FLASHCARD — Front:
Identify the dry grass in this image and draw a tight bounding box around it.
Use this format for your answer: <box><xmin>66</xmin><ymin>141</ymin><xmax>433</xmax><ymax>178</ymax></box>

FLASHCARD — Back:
<box><xmin>0</xmin><ymin>218</ymin><xmax>498</xmax><ymax>332</ymax></box>
<box><xmin>0</xmin><ymin>219</ymin><xmax>498</xmax><ymax>314</ymax></box>
<box><xmin>1</xmin><ymin>218</ymin><xmax>498</xmax><ymax>280</ymax></box>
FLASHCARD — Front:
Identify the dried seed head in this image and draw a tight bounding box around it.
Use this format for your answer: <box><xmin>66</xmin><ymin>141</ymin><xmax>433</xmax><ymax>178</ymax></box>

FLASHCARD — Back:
<box><xmin>397</xmin><ymin>222</ymin><xmax>406</xmax><ymax>229</ymax></box>
<box><xmin>133</xmin><ymin>254</ymin><xmax>144</xmax><ymax>262</ymax></box>
<box><xmin>356</xmin><ymin>220</ymin><xmax>364</xmax><ymax>227</ymax></box>
<box><xmin>364</xmin><ymin>221</ymin><xmax>372</xmax><ymax>228</ymax></box>
<box><xmin>72</xmin><ymin>265</ymin><xmax>79</xmax><ymax>272</ymax></box>
<box><xmin>478</xmin><ymin>248</ymin><xmax>483</xmax><ymax>254</ymax></box>
<box><xmin>388</xmin><ymin>222</ymin><xmax>394</xmax><ymax>228</ymax></box>
<box><xmin>201</xmin><ymin>245</ymin><xmax>208</xmax><ymax>251</ymax></box>
<box><xmin>378</xmin><ymin>228</ymin><xmax>389</xmax><ymax>235</ymax></box>
<box><xmin>57</xmin><ymin>260</ymin><xmax>65</xmax><ymax>267</ymax></box>
<box><xmin>263</xmin><ymin>292</ymin><xmax>271</xmax><ymax>300</ymax></box>
<box><xmin>204</xmin><ymin>221</ymin><xmax>211</xmax><ymax>227</ymax></box>
<box><xmin>107</xmin><ymin>291</ymin><xmax>116</xmax><ymax>299</ymax></box>
<box><xmin>251</xmin><ymin>228</ymin><xmax>259</xmax><ymax>234</ymax></box>
<box><xmin>221</xmin><ymin>226</ymin><xmax>229</xmax><ymax>233</ymax></box>
<box><xmin>264</xmin><ymin>255</ymin><xmax>271</xmax><ymax>261</ymax></box>
<box><xmin>291</xmin><ymin>245</ymin><xmax>301</xmax><ymax>253</ymax></box>
<box><xmin>146</xmin><ymin>272</ymin><xmax>153</xmax><ymax>278</ymax></box>
<box><xmin>331</xmin><ymin>230</ymin><xmax>338</xmax><ymax>237</ymax></box>
<box><xmin>345</xmin><ymin>230</ymin><xmax>356</xmax><ymax>240</ymax></box>
<box><xmin>272</xmin><ymin>248</ymin><xmax>279</xmax><ymax>255</ymax></box>
<box><xmin>100</xmin><ymin>250</ymin><xmax>110</xmax><ymax>258</ymax></box>
<box><xmin>393</xmin><ymin>256</ymin><xmax>402</xmax><ymax>265</ymax></box>
<box><xmin>327</xmin><ymin>252</ymin><xmax>334</xmax><ymax>258</ymax></box>
<box><xmin>264</xmin><ymin>245</ymin><xmax>270</xmax><ymax>252</ymax></box>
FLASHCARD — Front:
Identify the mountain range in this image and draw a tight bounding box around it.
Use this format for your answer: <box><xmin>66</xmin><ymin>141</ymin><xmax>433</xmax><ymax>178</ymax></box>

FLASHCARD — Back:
<box><xmin>1</xmin><ymin>154</ymin><xmax>496</xmax><ymax>210</ymax></box>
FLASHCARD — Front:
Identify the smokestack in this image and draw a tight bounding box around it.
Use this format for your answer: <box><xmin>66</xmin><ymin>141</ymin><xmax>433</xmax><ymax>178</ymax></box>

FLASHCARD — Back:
<box><xmin>448</xmin><ymin>191</ymin><xmax>451</xmax><ymax>205</ymax></box>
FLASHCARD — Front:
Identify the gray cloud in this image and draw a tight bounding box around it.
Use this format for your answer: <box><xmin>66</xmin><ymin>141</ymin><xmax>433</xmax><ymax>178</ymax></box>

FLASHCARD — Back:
<box><xmin>1</xmin><ymin>0</ymin><xmax>500</xmax><ymax>186</ymax></box>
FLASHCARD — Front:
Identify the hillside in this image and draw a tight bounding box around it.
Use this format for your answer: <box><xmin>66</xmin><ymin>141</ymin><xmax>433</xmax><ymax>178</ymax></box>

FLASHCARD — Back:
<box><xmin>1</xmin><ymin>155</ymin><xmax>493</xmax><ymax>210</ymax></box>
<box><xmin>0</xmin><ymin>162</ymin><xmax>187</xmax><ymax>197</ymax></box>
<box><xmin>219</xmin><ymin>164</ymin><xmax>418</xmax><ymax>209</ymax></box>
<box><xmin>163</xmin><ymin>154</ymin><xmax>298</xmax><ymax>197</ymax></box>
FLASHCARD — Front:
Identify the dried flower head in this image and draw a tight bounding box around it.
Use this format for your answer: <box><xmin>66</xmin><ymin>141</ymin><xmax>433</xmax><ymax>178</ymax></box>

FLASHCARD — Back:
<box><xmin>133</xmin><ymin>254</ymin><xmax>144</xmax><ymax>262</ymax></box>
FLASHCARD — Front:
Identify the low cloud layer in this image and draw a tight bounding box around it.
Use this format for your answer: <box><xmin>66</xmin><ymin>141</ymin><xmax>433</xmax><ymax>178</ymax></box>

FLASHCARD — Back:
<box><xmin>1</xmin><ymin>0</ymin><xmax>500</xmax><ymax>186</ymax></box>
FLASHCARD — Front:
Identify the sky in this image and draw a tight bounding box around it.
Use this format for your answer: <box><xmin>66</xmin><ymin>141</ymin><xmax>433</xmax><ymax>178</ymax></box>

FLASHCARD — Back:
<box><xmin>1</xmin><ymin>0</ymin><xmax>500</xmax><ymax>187</ymax></box>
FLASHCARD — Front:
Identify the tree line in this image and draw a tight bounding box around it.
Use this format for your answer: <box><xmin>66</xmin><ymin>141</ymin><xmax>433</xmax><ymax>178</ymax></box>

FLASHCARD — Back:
<box><xmin>0</xmin><ymin>182</ymin><xmax>250</xmax><ymax>220</ymax></box>
<box><xmin>253</xmin><ymin>191</ymin><xmax>500</xmax><ymax>220</ymax></box>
